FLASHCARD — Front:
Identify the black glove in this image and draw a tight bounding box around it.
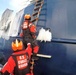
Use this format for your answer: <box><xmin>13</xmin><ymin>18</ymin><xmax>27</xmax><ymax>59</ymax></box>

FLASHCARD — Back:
<box><xmin>32</xmin><ymin>53</ymin><xmax>38</xmax><ymax>60</ymax></box>
<box><xmin>1</xmin><ymin>71</ymin><xmax>10</xmax><ymax>75</ymax></box>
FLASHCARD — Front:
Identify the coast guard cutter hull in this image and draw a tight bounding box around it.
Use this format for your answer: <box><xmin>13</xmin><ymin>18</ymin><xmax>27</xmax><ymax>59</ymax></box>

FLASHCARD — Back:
<box><xmin>0</xmin><ymin>0</ymin><xmax>76</xmax><ymax>75</ymax></box>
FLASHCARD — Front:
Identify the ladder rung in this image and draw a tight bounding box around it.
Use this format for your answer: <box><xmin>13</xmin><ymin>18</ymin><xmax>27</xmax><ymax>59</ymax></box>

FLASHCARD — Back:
<box><xmin>34</xmin><ymin>6</ymin><xmax>41</xmax><ymax>11</ymax></box>
<box><xmin>36</xmin><ymin>0</ymin><xmax>43</xmax><ymax>3</ymax></box>
<box><xmin>34</xmin><ymin>4</ymin><xmax>43</xmax><ymax>11</ymax></box>
<box><xmin>35</xmin><ymin>1</ymin><xmax>44</xmax><ymax>6</ymax></box>
<box><xmin>34</xmin><ymin>7</ymin><xmax>40</xmax><ymax>11</ymax></box>
<box><xmin>32</xmin><ymin>12</ymin><xmax>40</xmax><ymax>16</ymax></box>
<box><xmin>36</xmin><ymin>3</ymin><xmax>41</xmax><ymax>6</ymax></box>
<box><xmin>31</xmin><ymin>18</ymin><xmax>39</xmax><ymax>22</ymax></box>
<box><xmin>34</xmin><ymin>5</ymin><xmax>42</xmax><ymax>11</ymax></box>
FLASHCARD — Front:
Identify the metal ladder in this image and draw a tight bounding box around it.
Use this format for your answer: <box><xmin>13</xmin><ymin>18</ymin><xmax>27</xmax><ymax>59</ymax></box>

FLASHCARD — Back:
<box><xmin>31</xmin><ymin>0</ymin><xmax>47</xmax><ymax>32</ymax></box>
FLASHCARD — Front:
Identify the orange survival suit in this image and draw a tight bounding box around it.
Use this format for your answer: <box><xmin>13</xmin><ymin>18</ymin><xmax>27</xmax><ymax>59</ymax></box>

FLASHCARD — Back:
<box><xmin>1</xmin><ymin>39</ymin><xmax>38</xmax><ymax>75</ymax></box>
<box><xmin>20</xmin><ymin>14</ymin><xmax>39</xmax><ymax>53</ymax></box>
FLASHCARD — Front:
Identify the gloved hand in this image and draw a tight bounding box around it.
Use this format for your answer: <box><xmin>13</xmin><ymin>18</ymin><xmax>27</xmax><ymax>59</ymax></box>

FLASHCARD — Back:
<box><xmin>20</xmin><ymin>33</ymin><xmax>23</xmax><ymax>37</ymax></box>
<box><xmin>0</xmin><ymin>68</ymin><xmax>2</xmax><ymax>75</ymax></box>
<box><xmin>32</xmin><ymin>53</ymin><xmax>38</xmax><ymax>60</ymax></box>
<box><xmin>32</xmin><ymin>53</ymin><xmax>37</xmax><ymax>57</ymax></box>
<box><xmin>33</xmin><ymin>46</ymin><xmax>39</xmax><ymax>53</ymax></box>
<box><xmin>27</xmin><ymin>43</ymin><xmax>32</xmax><ymax>52</ymax></box>
<box><xmin>27</xmin><ymin>43</ymin><xmax>31</xmax><ymax>47</ymax></box>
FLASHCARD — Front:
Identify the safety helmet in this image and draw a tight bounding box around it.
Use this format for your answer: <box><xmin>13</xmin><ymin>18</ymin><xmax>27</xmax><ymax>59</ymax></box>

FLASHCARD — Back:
<box><xmin>12</xmin><ymin>39</ymin><xmax>23</xmax><ymax>51</ymax></box>
<box><xmin>24</xmin><ymin>14</ymin><xmax>31</xmax><ymax>20</ymax></box>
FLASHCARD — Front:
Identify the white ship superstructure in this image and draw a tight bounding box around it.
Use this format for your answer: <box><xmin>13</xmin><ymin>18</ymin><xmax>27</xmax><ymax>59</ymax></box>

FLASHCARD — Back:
<box><xmin>0</xmin><ymin>0</ymin><xmax>35</xmax><ymax>40</ymax></box>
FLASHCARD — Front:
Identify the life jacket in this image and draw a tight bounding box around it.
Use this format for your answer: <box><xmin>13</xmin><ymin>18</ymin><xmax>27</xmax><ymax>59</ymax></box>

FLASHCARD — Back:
<box><xmin>22</xmin><ymin>20</ymin><xmax>36</xmax><ymax>33</ymax></box>
<box><xmin>12</xmin><ymin>52</ymin><xmax>31</xmax><ymax>75</ymax></box>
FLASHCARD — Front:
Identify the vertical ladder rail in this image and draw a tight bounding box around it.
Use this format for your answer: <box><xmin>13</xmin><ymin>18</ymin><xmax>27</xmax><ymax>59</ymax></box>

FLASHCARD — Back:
<box><xmin>30</xmin><ymin>1</ymin><xmax>44</xmax><ymax>74</ymax></box>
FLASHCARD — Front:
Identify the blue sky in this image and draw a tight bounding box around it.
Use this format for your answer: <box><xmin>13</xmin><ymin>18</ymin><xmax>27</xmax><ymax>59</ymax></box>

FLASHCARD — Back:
<box><xmin>0</xmin><ymin>0</ymin><xmax>29</xmax><ymax>20</ymax></box>
<box><xmin>0</xmin><ymin>0</ymin><xmax>10</xmax><ymax>19</ymax></box>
